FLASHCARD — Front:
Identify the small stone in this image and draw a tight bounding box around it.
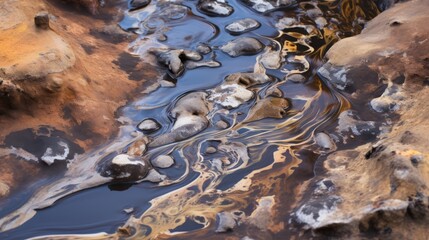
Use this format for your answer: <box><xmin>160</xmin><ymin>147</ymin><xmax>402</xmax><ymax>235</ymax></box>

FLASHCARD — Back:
<box><xmin>286</xmin><ymin>74</ymin><xmax>306</xmax><ymax>83</ymax></box>
<box><xmin>123</xmin><ymin>207</ymin><xmax>134</xmax><ymax>214</ymax></box>
<box><xmin>35</xmin><ymin>12</ymin><xmax>50</xmax><ymax>30</ymax></box>
<box><xmin>198</xmin><ymin>0</ymin><xmax>234</xmax><ymax>17</ymax></box>
<box><xmin>0</xmin><ymin>182</ymin><xmax>10</xmax><ymax>197</ymax></box>
<box><xmin>143</xmin><ymin>169</ymin><xmax>167</xmax><ymax>183</ymax></box>
<box><xmin>216</xmin><ymin>120</ymin><xmax>229</xmax><ymax>129</ymax></box>
<box><xmin>196</xmin><ymin>44</ymin><xmax>212</xmax><ymax>55</ymax></box>
<box><xmin>216</xmin><ymin>212</ymin><xmax>236</xmax><ymax>232</ymax></box>
<box><xmin>127</xmin><ymin>138</ymin><xmax>148</xmax><ymax>156</ymax></box>
<box><xmin>186</xmin><ymin>60</ymin><xmax>221</xmax><ymax>69</ymax></box>
<box><xmin>221</xmin><ymin>37</ymin><xmax>264</xmax><ymax>57</ymax></box>
<box><xmin>315</xmin><ymin>132</ymin><xmax>336</xmax><ymax>151</ymax></box>
<box><xmin>157</xmin><ymin>34</ymin><xmax>167</xmax><ymax>42</ymax></box>
<box><xmin>159</xmin><ymin>80</ymin><xmax>176</xmax><ymax>88</ymax></box>
<box><xmin>151</xmin><ymin>155</ymin><xmax>175</xmax><ymax>168</ymax></box>
<box><xmin>98</xmin><ymin>154</ymin><xmax>149</xmax><ymax>181</ymax></box>
<box><xmin>226</xmin><ymin>18</ymin><xmax>260</xmax><ymax>35</ymax></box>
<box><xmin>137</xmin><ymin>118</ymin><xmax>161</xmax><ymax>133</ymax></box>
<box><xmin>266</xmin><ymin>86</ymin><xmax>283</xmax><ymax>97</ymax></box>
<box><xmin>206</xmin><ymin>146</ymin><xmax>217</xmax><ymax>154</ymax></box>
<box><xmin>130</xmin><ymin>0</ymin><xmax>151</xmax><ymax>11</ymax></box>
<box><xmin>315</xmin><ymin>17</ymin><xmax>328</xmax><ymax>29</ymax></box>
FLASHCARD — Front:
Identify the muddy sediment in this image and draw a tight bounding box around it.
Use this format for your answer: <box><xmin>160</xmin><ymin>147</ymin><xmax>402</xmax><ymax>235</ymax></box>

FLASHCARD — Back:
<box><xmin>0</xmin><ymin>0</ymin><xmax>428</xmax><ymax>239</ymax></box>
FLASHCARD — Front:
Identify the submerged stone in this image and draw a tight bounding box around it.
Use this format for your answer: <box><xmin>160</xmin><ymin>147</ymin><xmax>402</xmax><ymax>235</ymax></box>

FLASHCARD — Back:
<box><xmin>285</xmin><ymin>73</ymin><xmax>306</xmax><ymax>83</ymax></box>
<box><xmin>151</xmin><ymin>155</ymin><xmax>175</xmax><ymax>168</ymax></box>
<box><xmin>129</xmin><ymin>0</ymin><xmax>151</xmax><ymax>11</ymax></box>
<box><xmin>99</xmin><ymin>154</ymin><xmax>149</xmax><ymax>181</ymax></box>
<box><xmin>244</xmin><ymin>97</ymin><xmax>290</xmax><ymax>123</ymax></box>
<box><xmin>220</xmin><ymin>37</ymin><xmax>264</xmax><ymax>57</ymax></box>
<box><xmin>225</xmin><ymin>18</ymin><xmax>260</xmax><ymax>34</ymax></box>
<box><xmin>216</xmin><ymin>212</ymin><xmax>237</xmax><ymax>232</ymax></box>
<box><xmin>198</xmin><ymin>0</ymin><xmax>234</xmax><ymax>17</ymax></box>
<box><xmin>143</xmin><ymin>169</ymin><xmax>167</xmax><ymax>183</ymax></box>
<box><xmin>241</xmin><ymin>0</ymin><xmax>297</xmax><ymax>13</ymax></box>
<box><xmin>137</xmin><ymin>118</ymin><xmax>161</xmax><ymax>133</ymax></box>
<box><xmin>314</xmin><ymin>132</ymin><xmax>336</xmax><ymax>151</ymax></box>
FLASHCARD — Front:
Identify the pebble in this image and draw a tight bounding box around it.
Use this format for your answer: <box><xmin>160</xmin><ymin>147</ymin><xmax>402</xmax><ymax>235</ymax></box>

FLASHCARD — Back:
<box><xmin>285</xmin><ymin>74</ymin><xmax>306</xmax><ymax>83</ymax></box>
<box><xmin>206</xmin><ymin>146</ymin><xmax>217</xmax><ymax>154</ymax></box>
<box><xmin>216</xmin><ymin>120</ymin><xmax>229</xmax><ymax>129</ymax></box>
<box><xmin>225</xmin><ymin>18</ymin><xmax>260</xmax><ymax>34</ymax></box>
<box><xmin>130</xmin><ymin>0</ymin><xmax>151</xmax><ymax>11</ymax></box>
<box><xmin>220</xmin><ymin>37</ymin><xmax>264</xmax><ymax>57</ymax></box>
<box><xmin>35</xmin><ymin>12</ymin><xmax>50</xmax><ymax>30</ymax></box>
<box><xmin>198</xmin><ymin>0</ymin><xmax>234</xmax><ymax>17</ymax></box>
<box><xmin>215</xmin><ymin>212</ymin><xmax>236</xmax><ymax>232</ymax></box>
<box><xmin>151</xmin><ymin>155</ymin><xmax>175</xmax><ymax>168</ymax></box>
<box><xmin>137</xmin><ymin>118</ymin><xmax>161</xmax><ymax>133</ymax></box>
<box><xmin>143</xmin><ymin>169</ymin><xmax>167</xmax><ymax>183</ymax></box>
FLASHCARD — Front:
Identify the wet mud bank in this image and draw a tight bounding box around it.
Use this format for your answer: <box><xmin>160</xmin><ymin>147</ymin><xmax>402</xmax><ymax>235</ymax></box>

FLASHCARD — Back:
<box><xmin>1</xmin><ymin>0</ymin><xmax>428</xmax><ymax>239</ymax></box>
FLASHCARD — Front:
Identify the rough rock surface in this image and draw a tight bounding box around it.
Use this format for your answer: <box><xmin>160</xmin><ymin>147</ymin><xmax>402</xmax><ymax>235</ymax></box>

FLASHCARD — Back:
<box><xmin>0</xmin><ymin>0</ymin><xmax>159</xmax><ymax>198</ymax></box>
<box><xmin>294</xmin><ymin>0</ymin><xmax>429</xmax><ymax>238</ymax></box>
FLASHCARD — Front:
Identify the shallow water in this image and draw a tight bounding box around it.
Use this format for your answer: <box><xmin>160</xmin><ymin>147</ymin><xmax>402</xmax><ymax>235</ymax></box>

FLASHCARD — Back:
<box><xmin>0</xmin><ymin>0</ymin><xmax>382</xmax><ymax>239</ymax></box>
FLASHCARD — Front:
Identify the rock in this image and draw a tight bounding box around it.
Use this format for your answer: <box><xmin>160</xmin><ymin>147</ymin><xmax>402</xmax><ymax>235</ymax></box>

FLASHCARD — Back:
<box><xmin>0</xmin><ymin>181</ymin><xmax>10</xmax><ymax>197</ymax></box>
<box><xmin>260</xmin><ymin>47</ymin><xmax>282</xmax><ymax>69</ymax></box>
<box><xmin>265</xmin><ymin>86</ymin><xmax>283</xmax><ymax>97</ymax></box>
<box><xmin>337</xmin><ymin>110</ymin><xmax>379</xmax><ymax>137</ymax></box>
<box><xmin>149</xmin><ymin>92</ymin><xmax>211</xmax><ymax>147</ymax></box>
<box><xmin>315</xmin><ymin>17</ymin><xmax>327</xmax><ymax>29</ymax></box>
<box><xmin>130</xmin><ymin>0</ymin><xmax>151</xmax><ymax>11</ymax></box>
<box><xmin>34</xmin><ymin>12</ymin><xmax>50</xmax><ymax>30</ymax></box>
<box><xmin>216</xmin><ymin>212</ymin><xmax>237</xmax><ymax>232</ymax></box>
<box><xmin>221</xmin><ymin>37</ymin><xmax>264</xmax><ymax>57</ymax></box>
<box><xmin>151</xmin><ymin>155</ymin><xmax>174</xmax><ymax>168</ymax></box>
<box><xmin>225</xmin><ymin>18</ymin><xmax>260</xmax><ymax>35</ymax></box>
<box><xmin>215</xmin><ymin>120</ymin><xmax>229</xmax><ymax>129</ymax></box>
<box><xmin>275</xmin><ymin>17</ymin><xmax>297</xmax><ymax>30</ymax></box>
<box><xmin>99</xmin><ymin>154</ymin><xmax>149</xmax><ymax>181</ymax></box>
<box><xmin>370</xmin><ymin>84</ymin><xmax>404</xmax><ymax>113</ymax></box>
<box><xmin>285</xmin><ymin>73</ymin><xmax>306</xmax><ymax>83</ymax></box>
<box><xmin>209</xmin><ymin>83</ymin><xmax>254</xmax><ymax>109</ymax></box>
<box><xmin>318</xmin><ymin>63</ymin><xmax>350</xmax><ymax>91</ymax></box>
<box><xmin>127</xmin><ymin>137</ymin><xmax>148</xmax><ymax>156</ymax></box>
<box><xmin>123</xmin><ymin>207</ymin><xmax>134</xmax><ymax>214</ymax></box>
<box><xmin>159</xmin><ymin>80</ymin><xmax>176</xmax><ymax>88</ymax></box>
<box><xmin>225</xmin><ymin>72</ymin><xmax>271</xmax><ymax>87</ymax></box>
<box><xmin>240</xmin><ymin>0</ymin><xmax>297</xmax><ymax>13</ymax></box>
<box><xmin>244</xmin><ymin>97</ymin><xmax>290</xmax><ymax>123</ymax></box>
<box><xmin>151</xmin><ymin>49</ymin><xmax>202</xmax><ymax>76</ymax></box>
<box><xmin>196</xmin><ymin>43</ymin><xmax>212</xmax><ymax>54</ymax></box>
<box><xmin>198</xmin><ymin>0</ymin><xmax>234</xmax><ymax>17</ymax></box>
<box><xmin>137</xmin><ymin>118</ymin><xmax>161</xmax><ymax>133</ymax></box>
<box><xmin>314</xmin><ymin>132</ymin><xmax>336</xmax><ymax>151</ymax></box>
<box><xmin>143</xmin><ymin>168</ymin><xmax>166</xmax><ymax>183</ymax></box>
<box><xmin>186</xmin><ymin>60</ymin><xmax>221</xmax><ymax>69</ymax></box>
<box><xmin>206</xmin><ymin>146</ymin><xmax>217</xmax><ymax>154</ymax></box>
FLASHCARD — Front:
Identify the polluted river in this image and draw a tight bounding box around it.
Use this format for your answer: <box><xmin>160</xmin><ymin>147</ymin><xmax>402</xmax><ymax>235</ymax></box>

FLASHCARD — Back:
<box><xmin>0</xmin><ymin>0</ymin><xmax>394</xmax><ymax>239</ymax></box>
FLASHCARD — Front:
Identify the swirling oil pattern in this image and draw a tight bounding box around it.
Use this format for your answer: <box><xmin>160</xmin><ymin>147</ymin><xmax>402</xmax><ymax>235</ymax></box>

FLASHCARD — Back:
<box><xmin>0</xmin><ymin>0</ymin><xmax>381</xmax><ymax>239</ymax></box>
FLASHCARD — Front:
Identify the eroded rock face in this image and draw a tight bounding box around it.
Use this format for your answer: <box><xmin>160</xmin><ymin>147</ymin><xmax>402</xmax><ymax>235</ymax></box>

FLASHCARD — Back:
<box><xmin>294</xmin><ymin>0</ymin><xmax>429</xmax><ymax>238</ymax></box>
